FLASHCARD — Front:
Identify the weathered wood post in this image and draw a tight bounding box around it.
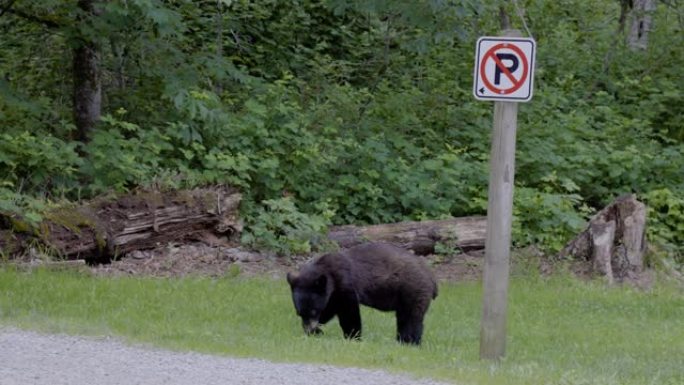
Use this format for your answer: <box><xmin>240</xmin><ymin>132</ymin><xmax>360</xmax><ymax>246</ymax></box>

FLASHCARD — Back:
<box><xmin>473</xmin><ymin>29</ymin><xmax>535</xmax><ymax>360</ymax></box>
<box><xmin>479</xmin><ymin>92</ymin><xmax>518</xmax><ymax>359</ymax></box>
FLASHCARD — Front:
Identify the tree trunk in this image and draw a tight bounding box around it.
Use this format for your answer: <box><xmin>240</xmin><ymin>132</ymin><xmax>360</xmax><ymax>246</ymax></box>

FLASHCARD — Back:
<box><xmin>214</xmin><ymin>0</ymin><xmax>224</xmax><ymax>95</ymax></box>
<box><xmin>627</xmin><ymin>0</ymin><xmax>657</xmax><ymax>50</ymax></box>
<box><xmin>0</xmin><ymin>187</ymin><xmax>242</xmax><ymax>262</ymax></box>
<box><xmin>328</xmin><ymin>216</ymin><xmax>487</xmax><ymax>255</ymax></box>
<box><xmin>560</xmin><ymin>194</ymin><xmax>647</xmax><ymax>283</ymax></box>
<box><xmin>73</xmin><ymin>0</ymin><xmax>102</xmax><ymax>143</ymax></box>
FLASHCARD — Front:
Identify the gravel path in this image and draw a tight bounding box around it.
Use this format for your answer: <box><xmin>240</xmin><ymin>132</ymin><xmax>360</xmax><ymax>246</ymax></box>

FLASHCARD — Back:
<box><xmin>0</xmin><ymin>328</ymin><xmax>453</xmax><ymax>385</ymax></box>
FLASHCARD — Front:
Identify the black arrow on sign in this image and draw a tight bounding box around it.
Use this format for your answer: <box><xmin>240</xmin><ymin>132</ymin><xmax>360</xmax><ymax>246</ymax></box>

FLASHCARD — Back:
<box><xmin>479</xmin><ymin>87</ymin><xmax>485</xmax><ymax>94</ymax></box>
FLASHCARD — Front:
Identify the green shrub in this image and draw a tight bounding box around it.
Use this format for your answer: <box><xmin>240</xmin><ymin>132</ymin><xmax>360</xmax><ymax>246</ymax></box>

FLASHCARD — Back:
<box><xmin>513</xmin><ymin>183</ymin><xmax>590</xmax><ymax>253</ymax></box>
<box><xmin>0</xmin><ymin>131</ymin><xmax>80</xmax><ymax>195</ymax></box>
<box><xmin>241</xmin><ymin>197</ymin><xmax>336</xmax><ymax>256</ymax></box>
<box><xmin>81</xmin><ymin>114</ymin><xmax>179</xmax><ymax>194</ymax></box>
<box><xmin>0</xmin><ymin>187</ymin><xmax>47</xmax><ymax>225</ymax></box>
<box><xmin>644</xmin><ymin>188</ymin><xmax>684</xmax><ymax>269</ymax></box>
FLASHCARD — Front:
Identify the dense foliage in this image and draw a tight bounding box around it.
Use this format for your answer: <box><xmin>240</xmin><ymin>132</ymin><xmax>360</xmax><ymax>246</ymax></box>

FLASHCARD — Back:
<box><xmin>1</xmin><ymin>1</ymin><xmax>682</xmax><ymax>264</ymax></box>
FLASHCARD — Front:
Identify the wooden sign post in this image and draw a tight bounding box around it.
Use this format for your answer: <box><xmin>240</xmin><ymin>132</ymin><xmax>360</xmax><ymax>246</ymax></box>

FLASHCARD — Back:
<box><xmin>473</xmin><ymin>29</ymin><xmax>535</xmax><ymax>360</ymax></box>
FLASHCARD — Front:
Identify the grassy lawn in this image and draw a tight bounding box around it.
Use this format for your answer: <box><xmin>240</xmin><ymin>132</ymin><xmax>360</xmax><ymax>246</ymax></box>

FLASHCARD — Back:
<box><xmin>0</xmin><ymin>266</ymin><xmax>682</xmax><ymax>385</ymax></box>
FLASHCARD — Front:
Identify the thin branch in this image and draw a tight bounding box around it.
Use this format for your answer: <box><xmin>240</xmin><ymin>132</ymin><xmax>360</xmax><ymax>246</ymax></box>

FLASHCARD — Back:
<box><xmin>0</xmin><ymin>0</ymin><xmax>18</xmax><ymax>17</ymax></box>
<box><xmin>512</xmin><ymin>0</ymin><xmax>533</xmax><ymax>38</ymax></box>
<box><xmin>4</xmin><ymin>7</ymin><xmax>62</xmax><ymax>28</ymax></box>
<box><xmin>214</xmin><ymin>0</ymin><xmax>224</xmax><ymax>95</ymax></box>
<box><xmin>615</xmin><ymin>1</ymin><xmax>630</xmax><ymax>37</ymax></box>
<box><xmin>587</xmin><ymin>1</ymin><xmax>632</xmax><ymax>96</ymax></box>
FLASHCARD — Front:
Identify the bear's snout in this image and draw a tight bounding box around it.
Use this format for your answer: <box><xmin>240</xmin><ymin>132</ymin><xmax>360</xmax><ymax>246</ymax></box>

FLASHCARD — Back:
<box><xmin>302</xmin><ymin>320</ymin><xmax>322</xmax><ymax>335</ymax></box>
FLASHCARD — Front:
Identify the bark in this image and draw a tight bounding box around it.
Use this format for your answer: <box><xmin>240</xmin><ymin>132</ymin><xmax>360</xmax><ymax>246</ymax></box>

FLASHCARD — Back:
<box><xmin>627</xmin><ymin>0</ymin><xmax>657</xmax><ymax>50</ymax></box>
<box><xmin>73</xmin><ymin>0</ymin><xmax>102</xmax><ymax>142</ymax></box>
<box><xmin>589</xmin><ymin>220</ymin><xmax>617</xmax><ymax>284</ymax></box>
<box><xmin>499</xmin><ymin>5</ymin><xmax>511</xmax><ymax>30</ymax></box>
<box><xmin>0</xmin><ymin>187</ymin><xmax>242</xmax><ymax>262</ymax></box>
<box><xmin>328</xmin><ymin>216</ymin><xmax>487</xmax><ymax>255</ymax></box>
<box><xmin>560</xmin><ymin>194</ymin><xmax>647</xmax><ymax>283</ymax></box>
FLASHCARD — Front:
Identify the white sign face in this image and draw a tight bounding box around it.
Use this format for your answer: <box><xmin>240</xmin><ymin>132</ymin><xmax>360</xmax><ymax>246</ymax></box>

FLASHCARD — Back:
<box><xmin>473</xmin><ymin>37</ymin><xmax>536</xmax><ymax>102</ymax></box>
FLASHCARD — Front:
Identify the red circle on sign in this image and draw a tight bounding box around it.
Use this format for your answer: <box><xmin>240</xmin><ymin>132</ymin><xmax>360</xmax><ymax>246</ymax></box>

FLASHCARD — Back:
<box><xmin>479</xmin><ymin>43</ymin><xmax>529</xmax><ymax>95</ymax></box>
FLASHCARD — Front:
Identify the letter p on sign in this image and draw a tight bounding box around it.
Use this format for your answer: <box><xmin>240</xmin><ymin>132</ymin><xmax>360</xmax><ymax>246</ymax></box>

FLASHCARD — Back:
<box><xmin>473</xmin><ymin>37</ymin><xmax>536</xmax><ymax>102</ymax></box>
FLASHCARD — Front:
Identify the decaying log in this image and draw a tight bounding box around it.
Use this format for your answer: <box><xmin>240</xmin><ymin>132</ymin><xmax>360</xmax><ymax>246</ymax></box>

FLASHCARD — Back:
<box><xmin>560</xmin><ymin>194</ymin><xmax>646</xmax><ymax>283</ymax></box>
<box><xmin>328</xmin><ymin>216</ymin><xmax>487</xmax><ymax>255</ymax></box>
<box><xmin>0</xmin><ymin>230</ymin><xmax>24</xmax><ymax>256</ymax></box>
<box><xmin>0</xmin><ymin>186</ymin><xmax>242</xmax><ymax>261</ymax></box>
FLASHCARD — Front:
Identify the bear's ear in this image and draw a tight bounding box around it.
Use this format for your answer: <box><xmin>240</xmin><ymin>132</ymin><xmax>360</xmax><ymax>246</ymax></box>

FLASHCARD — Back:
<box><xmin>286</xmin><ymin>272</ymin><xmax>298</xmax><ymax>287</ymax></box>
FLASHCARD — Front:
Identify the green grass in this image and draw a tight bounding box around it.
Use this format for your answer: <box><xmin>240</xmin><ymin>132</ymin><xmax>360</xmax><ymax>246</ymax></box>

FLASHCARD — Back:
<box><xmin>0</xmin><ymin>267</ymin><xmax>682</xmax><ymax>385</ymax></box>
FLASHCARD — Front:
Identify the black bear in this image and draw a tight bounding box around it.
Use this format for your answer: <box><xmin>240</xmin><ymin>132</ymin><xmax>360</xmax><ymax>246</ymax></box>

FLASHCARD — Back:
<box><xmin>286</xmin><ymin>242</ymin><xmax>438</xmax><ymax>345</ymax></box>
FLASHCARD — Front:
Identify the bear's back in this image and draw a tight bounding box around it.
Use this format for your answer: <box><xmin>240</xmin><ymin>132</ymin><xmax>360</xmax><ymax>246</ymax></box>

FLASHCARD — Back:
<box><xmin>322</xmin><ymin>242</ymin><xmax>437</xmax><ymax>310</ymax></box>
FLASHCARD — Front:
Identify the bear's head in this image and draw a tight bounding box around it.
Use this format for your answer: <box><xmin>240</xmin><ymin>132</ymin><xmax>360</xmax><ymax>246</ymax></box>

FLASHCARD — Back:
<box><xmin>287</xmin><ymin>267</ymin><xmax>331</xmax><ymax>335</ymax></box>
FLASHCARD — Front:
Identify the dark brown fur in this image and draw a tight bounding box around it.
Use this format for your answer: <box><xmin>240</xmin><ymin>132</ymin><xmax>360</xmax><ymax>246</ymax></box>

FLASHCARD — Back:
<box><xmin>287</xmin><ymin>242</ymin><xmax>437</xmax><ymax>344</ymax></box>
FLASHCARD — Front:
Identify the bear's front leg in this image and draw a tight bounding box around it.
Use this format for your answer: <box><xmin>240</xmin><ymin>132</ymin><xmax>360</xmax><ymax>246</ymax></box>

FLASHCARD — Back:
<box><xmin>336</xmin><ymin>291</ymin><xmax>362</xmax><ymax>340</ymax></box>
<box><xmin>396</xmin><ymin>310</ymin><xmax>425</xmax><ymax>345</ymax></box>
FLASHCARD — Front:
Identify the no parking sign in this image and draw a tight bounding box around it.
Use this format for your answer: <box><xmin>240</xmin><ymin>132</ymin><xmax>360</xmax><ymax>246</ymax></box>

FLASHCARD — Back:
<box><xmin>473</xmin><ymin>37</ymin><xmax>536</xmax><ymax>102</ymax></box>
<box><xmin>474</xmin><ymin>31</ymin><xmax>536</xmax><ymax>360</ymax></box>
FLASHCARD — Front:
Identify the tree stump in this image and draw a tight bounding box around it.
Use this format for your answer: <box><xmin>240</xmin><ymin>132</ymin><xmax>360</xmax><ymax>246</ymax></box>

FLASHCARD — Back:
<box><xmin>560</xmin><ymin>195</ymin><xmax>646</xmax><ymax>283</ymax></box>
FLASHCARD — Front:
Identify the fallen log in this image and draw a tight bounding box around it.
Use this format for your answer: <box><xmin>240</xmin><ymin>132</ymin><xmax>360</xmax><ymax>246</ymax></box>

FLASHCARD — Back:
<box><xmin>1</xmin><ymin>186</ymin><xmax>483</xmax><ymax>260</ymax></box>
<box><xmin>328</xmin><ymin>216</ymin><xmax>487</xmax><ymax>255</ymax></box>
<box><xmin>0</xmin><ymin>186</ymin><xmax>242</xmax><ymax>262</ymax></box>
<box><xmin>559</xmin><ymin>194</ymin><xmax>646</xmax><ymax>283</ymax></box>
